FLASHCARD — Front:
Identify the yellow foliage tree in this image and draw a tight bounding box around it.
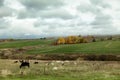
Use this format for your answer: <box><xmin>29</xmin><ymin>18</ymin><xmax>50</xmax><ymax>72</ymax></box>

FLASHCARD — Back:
<box><xmin>55</xmin><ymin>35</ymin><xmax>89</xmax><ymax>45</ymax></box>
<box><xmin>79</xmin><ymin>37</ymin><xmax>88</xmax><ymax>43</ymax></box>
<box><xmin>56</xmin><ymin>37</ymin><xmax>65</xmax><ymax>44</ymax></box>
<box><xmin>65</xmin><ymin>36</ymin><xmax>73</xmax><ymax>44</ymax></box>
<box><xmin>83</xmin><ymin>38</ymin><xmax>89</xmax><ymax>43</ymax></box>
<box><xmin>65</xmin><ymin>36</ymin><xmax>81</xmax><ymax>44</ymax></box>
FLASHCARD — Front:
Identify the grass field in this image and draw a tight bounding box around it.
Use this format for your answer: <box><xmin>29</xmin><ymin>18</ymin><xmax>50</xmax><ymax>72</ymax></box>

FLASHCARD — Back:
<box><xmin>0</xmin><ymin>40</ymin><xmax>120</xmax><ymax>79</ymax></box>
<box><xmin>0</xmin><ymin>59</ymin><xmax>120</xmax><ymax>80</ymax></box>
<box><xmin>0</xmin><ymin>39</ymin><xmax>120</xmax><ymax>54</ymax></box>
<box><xmin>0</xmin><ymin>40</ymin><xmax>51</xmax><ymax>49</ymax></box>
<box><xmin>24</xmin><ymin>40</ymin><xmax>120</xmax><ymax>54</ymax></box>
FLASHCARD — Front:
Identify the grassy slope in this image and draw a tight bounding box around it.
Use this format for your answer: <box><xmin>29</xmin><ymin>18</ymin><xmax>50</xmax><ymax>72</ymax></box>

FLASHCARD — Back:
<box><xmin>0</xmin><ymin>40</ymin><xmax>51</xmax><ymax>49</ymax></box>
<box><xmin>25</xmin><ymin>40</ymin><xmax>120</xmax><ymax>54</ymax></box>
<box><xmin>0</xmin><ymin>39</ymin><xmax>120</xmax><ymax>54</ymax></box>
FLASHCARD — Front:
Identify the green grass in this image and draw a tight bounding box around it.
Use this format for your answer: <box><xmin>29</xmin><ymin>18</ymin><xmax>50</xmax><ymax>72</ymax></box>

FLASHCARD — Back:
<box><xmin>0</xmin><ymin>39</ymin><xmax>120</xmax><ymax>54</ymax></box>
<box><xmin>25</xmin><ymin>40</ymin><xmax>120</xmax><ymax>54</ymax></box>
<box><xmin>0</xmin><ymin>75</ymin><xmax>82</xmax><ymax>80</ymax></box>
<box><xmin>1</xmin><ymin>75</ymin><xmax>120</xmax><ymax>80</ymax></box>
<box><xmin>0</xmin><ymin>60</ymin><xmax>120</xmax><ymax>80</ymax></box>
<box><xmin>0</xmin><ymin>40</ymin><xmax>51</xmax><ymax>49</ymax></box>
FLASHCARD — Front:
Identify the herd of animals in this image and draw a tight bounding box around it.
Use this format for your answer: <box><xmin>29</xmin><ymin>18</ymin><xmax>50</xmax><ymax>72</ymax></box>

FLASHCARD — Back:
<box><xmin>14</xmin><ymin>60</ymin><xmax>65</xmax><ymax>69</ymax></box>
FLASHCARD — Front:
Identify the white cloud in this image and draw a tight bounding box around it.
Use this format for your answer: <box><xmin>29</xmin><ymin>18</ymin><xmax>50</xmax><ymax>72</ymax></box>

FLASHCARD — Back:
<box><xmin>0</xmin><ymin>0</ymin><xmax>120</xmax><ymax>39</ymax></box>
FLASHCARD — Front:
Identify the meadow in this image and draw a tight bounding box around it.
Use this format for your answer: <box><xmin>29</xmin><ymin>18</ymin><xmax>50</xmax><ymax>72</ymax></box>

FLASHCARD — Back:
<box><xmin>0</xmin><ymin>39</ymin><xmax>51</xmax><ymax>49</ymax></box>
<box><xmin>0</xmin><ymin>39</ymin><xmax>120</xmax><ymax>55</ymax></box>
<box><xmin>0</xmin><ymin>39</ymin><xmax>120</xmax><ymax>80</ymax></box>
<box><xmin>0</xmin><ymin>59</ymin><xmax>120</xmax><ymax>80</ymax></box>
<box><xmin>24</xmin><ymin>40</ymin><xmax>120</xmax><ymax>54</ymax></box>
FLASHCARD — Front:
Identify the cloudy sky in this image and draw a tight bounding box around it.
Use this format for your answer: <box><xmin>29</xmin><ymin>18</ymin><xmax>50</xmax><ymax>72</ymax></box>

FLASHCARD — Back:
<box><xmin>0</xmin><ymin>0</ymin><xmax>120</xmax><ymax>39</ymax></box>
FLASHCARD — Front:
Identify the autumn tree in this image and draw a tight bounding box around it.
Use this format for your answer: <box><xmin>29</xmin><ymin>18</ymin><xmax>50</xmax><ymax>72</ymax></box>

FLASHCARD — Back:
<box><xmin>55</xmin><ymin>35</ymin><xmax>89</xmax><ymax>45</ymax></box>
<box><xmin>65</xmin><ymin>36</ymin><xmax>73</xmax><ymax>44</ymax></box>
<box><xmin>79</xmin><ymin>37</ymin><xmax>88</xmax><ymax>43</ymax></box>
<box><xmin>65</xmin><ymin>36</ymin><xmax>81</xmax><ymax>44</ymax></box>
<box><xmin>56</xmin><ymin>37</ymin><xmax>65</xmax><ymax>44</ymax></box>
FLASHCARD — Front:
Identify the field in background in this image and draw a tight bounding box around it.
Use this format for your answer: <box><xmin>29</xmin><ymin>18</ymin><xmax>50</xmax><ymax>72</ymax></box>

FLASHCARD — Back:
<box><xmin>0</xmin><ymin>59</ymin><xmax>120</xmax><ymax>80</ymax></box>
<box><xmin>0</xmin><ymin>39</ymin><xmax>120</xmax><ymax>54</ymax></box>
<box><xmin>0</xmin><ymin>39</ymin><xmax>51</xmax><ymax>49</ymax></box>
<box><xmin>24</xmin><ymin>40</ymin><xmax>120</xmax><ymax>54</ymax></box>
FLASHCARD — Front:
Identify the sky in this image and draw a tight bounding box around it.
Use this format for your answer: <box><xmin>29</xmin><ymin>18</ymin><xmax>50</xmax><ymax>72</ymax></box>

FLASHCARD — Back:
<box><xmin>0</xmin><ymin>0</ymin><xmax>120</xmax><ymax>39</ymax></box>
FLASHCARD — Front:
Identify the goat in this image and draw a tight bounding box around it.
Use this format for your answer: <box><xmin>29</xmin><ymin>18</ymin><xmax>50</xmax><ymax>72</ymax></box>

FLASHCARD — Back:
<box><xmin>14</xmin><ymin>61</ymin><xmax>18</xmax><ymax>63</ymax></box>
<box><xmin>34</xmin><ymin>61</ymin><xmax>39</xmax><ymax>64</ymax></box>
<box><xmin>19</xmin><ymin>60</ymin><xmax>30</xmax><ymax>69</ymax></box>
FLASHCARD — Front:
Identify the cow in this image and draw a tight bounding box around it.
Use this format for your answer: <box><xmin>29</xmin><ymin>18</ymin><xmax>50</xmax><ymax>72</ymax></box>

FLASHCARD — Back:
<box><xmin>19</xmin><ymin>60</ymin><xmax>30</xmax><ymax>69</ymax></box>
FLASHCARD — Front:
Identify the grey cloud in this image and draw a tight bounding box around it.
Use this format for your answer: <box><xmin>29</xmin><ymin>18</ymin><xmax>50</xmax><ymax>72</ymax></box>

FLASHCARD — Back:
<box><xmin>91</xmin><ymin>14</ymin><xmax>112</xmax><ymax>26</ymax></box>
<box><xmin>90</xmin><ymin>0</ymin><xmax>111</xmax><ymax>8</ymax></box>
<box><xmin>0</xmin><ymin>19</ymin><xmax>10</xmax><ymax>29</ymax></box>
<box><xmin>91</xmin><ymin>13</ymin><xmax>113</xmax><ymax>30</ymax></box>
<box><xmin>20</xmin><ymin>0</ymin><xmax>63</xmax><ymax>10</ymax></box>
<box><xmin>1</xmin><ymin>0</ymin><xmax>120</xmax><ymax>39</ymax></box>
<box><xmin>34</xmin><ymin>18</ymin><xmax>77</xmax><ymax>29</ymax></box>
<box><xmin>17</xmin><ymin>10</ymin><xmax>33</xmax><ymax>19</ymax></box>
<box><xmin>0</xmin><ymin>0</ymin><xmax>4</xmax><ymax>6</ymax></box>
<box><xmin>39</xmin><ymin>9</ymin><xmax>74</xmax><ymax>19</ymax></box>
<box><xmin>78</xmin><ymin>0</ymin><xmax>111</xmax><ymax>14</ymax></box>
<box><xmin>96</xmin><ymin>26</ymin><xmax>118</xmax><ymax>35</ymax></box>
<box><xmin>34</xmin><ymin>21</ymin><xmax>43</xmax><ymax>27</ymax></box>
<box><xmin>92</xmin><ymin>24</ymin><xmax>113</xmax><ymax>30</ymax></box>
<box><xmin>17</xmin><ymin>10</ymin><xmax>40</xmax><ymax>19</ymax></box>
<box><xmin>18</xmin><ymin>8</ymin><xmax>74</xmax><ymax>19</ymax></box>
<box><xmin>78</xmin><ymin>0</ymin><xmax>113</xmax><ymax>30</ymax></box>
<box><xmin>34</xmin><ymin>18</ymin><xmax>65</xmax><ymax>28</ymax></box>
<box><xmin>78</xmin><ymin>4</ymin><xmax>101</xmax><ymax>14</ymax></box>
<box><xmin>0</xmin><ymin>6</ymin><xmax>13</xmax><ymax>17</ymax></box>
<box><xmin>18</xmin><ymin>0</ymin><xmax>73</xmax><ymax>19</ymax></box>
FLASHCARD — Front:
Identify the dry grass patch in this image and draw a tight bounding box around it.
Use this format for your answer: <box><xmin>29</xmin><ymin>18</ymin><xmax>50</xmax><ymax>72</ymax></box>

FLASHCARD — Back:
<box><xmin>0</xmin><ymin>59</ymin><xmax>119</xmax><ymax>80</ymax></box>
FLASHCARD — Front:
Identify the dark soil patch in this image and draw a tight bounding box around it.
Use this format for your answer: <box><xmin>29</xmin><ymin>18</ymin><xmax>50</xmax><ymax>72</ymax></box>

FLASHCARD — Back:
<box><xmin>0</xmin><ymin>48</ymin><xmax>120</xmax><ymax>61</ymax></box>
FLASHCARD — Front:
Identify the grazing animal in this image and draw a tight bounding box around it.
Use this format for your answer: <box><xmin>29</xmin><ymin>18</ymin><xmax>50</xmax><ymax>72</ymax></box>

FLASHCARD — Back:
<box><xmin>34</xmin><ymin>61</ymin><xmax>39</xmax><ymax>64</ymax></box>
<box><xmin>61</xmin><ymin>63</ymin><xmax>64</xmax><ymax>66</ymax></box>
<box><xmin>46</xmin><ymin>62</ymin><xmax>51</xmax><ymax>66</ymax></box>
<box><xmin>61</xmin><ymin>61</ymin><xmax>64</xmax><ymax>66</ymax></box>
<box><xmin>19</xmin><ymin>60</ymin><xmax>30</xmax><ymax>69</ymax></box>
<box><xmin>14</xmin><ymin>61</ymin><xmax>18</xmax><ymax>63</ymax></box>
